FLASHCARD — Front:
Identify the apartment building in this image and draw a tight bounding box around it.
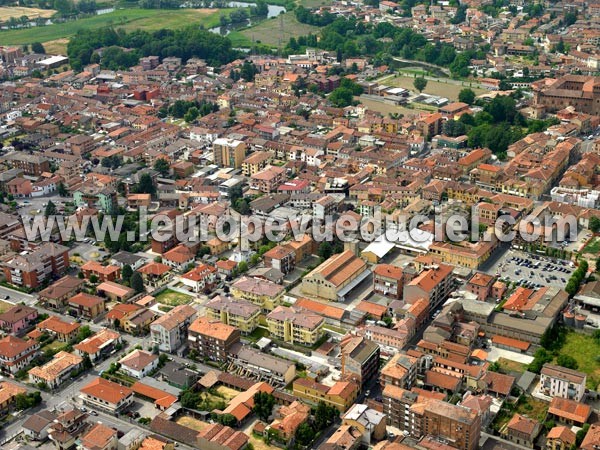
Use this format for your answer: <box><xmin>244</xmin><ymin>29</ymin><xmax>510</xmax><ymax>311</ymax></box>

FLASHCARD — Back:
<box><xmin>80</xmin><ymin>261</ymin><xmax>121</xmax><ymax>283</ymax></box>
<box><xmin>417</xmin><ymin>400</ymin><xmax>482</xmax><ymax>450</ymax></box>
<box><xmin>2</xmin><ymin>243</ymin><xmax>69</xmax><ymax>289</ymax></box>
<box><xmin>263</xmin><ymin>244</ymin><xmax>296</xmax><ymax>275</ymax></box>
<box><xmin>293</xmin><ymin>379</ymin><xmax>358</xmax><ymax>412</ymax></box>
<box><xmin>1</xmin><ymin>152</ymin><xmax>50</xmax><ymax>176</ymax></box>
<box><xmin>242</xmin><ymin>150</ymin><xmax>273</xmax><ymax>176</ymax></box>
<box><xmin>67</xmin><ymin>293</ymin><xmax>106</xmax><ymax>320</ymax></box>
<box><xmin>403</xmin><ymin>263</ymin><xmax>454</xmax><ymax>311</ymax></box>
<box><xmin>150</xmin><ymin>304</ymin><xmax>197</xmax><ymax>353</ymax></box>
<box><xmin>540</xmin><ymin>364</ymin><xmax>587</xmax><ymax>402</ymax></box>
<box><xmin>502</xmin><ymin>414</ymin><xmax>541</xmax><ymax>449</ymax></box>
<box><xmin>74</xmin><ymin>328</ymin><xmax>122</xmax><ymax>363</ymax></box>
<box><xmin>28</xmin><ymin>351</ymin><xmax>83</xmax><ymax>389</ymax></box>
<box><xmin>340</xmin><ymin>336</ymin><xmax>380</xmax><ymax>390</ymax></box>
<box><xmin>266</xmin><ymin>306</ymin><xmax>325</xmax><ymax>346</ymax></box>
<box><xmin>231</xmin><ymin>276</ymin><xmax>284</xmax><ymax>312</ymax></box>
<box><xmin>38</xmin><ymin>275</ymin><xmax>85</xmax><ymax>311</ymax></box>
<box><xmin>373</xmin><ymin>264</ymin><xmax>404</xmax><ymax>299</ymax></box>
<box><xmin>249</xmin><ymin>165</ymin><xmax>286</xmax><ymax>193</ymax></box>
<box><xmin>188</xmin><ymin>316</ymin><xmax>241</xmax><ymax>362</ymax></box>
<box><xmin>213</xmin><ymin>138</ymin><xmax>246</xmax><ymax>169</ymax></box>
<box><xmin>205</xmin><ymin>295</ymin><xmax>261</xmax><ymax>335</ymax></box>
<box><xmin>380</xmin><ymin>353</ymin><xmax>419</xmax><ymax>390</ymax></box>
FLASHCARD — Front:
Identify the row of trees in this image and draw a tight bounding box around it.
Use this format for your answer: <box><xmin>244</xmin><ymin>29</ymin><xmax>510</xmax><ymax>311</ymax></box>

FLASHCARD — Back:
<box><xmin>67</xmin><ymin>26</ymin><xmax>240</xmax><ymax>72</ymax></box>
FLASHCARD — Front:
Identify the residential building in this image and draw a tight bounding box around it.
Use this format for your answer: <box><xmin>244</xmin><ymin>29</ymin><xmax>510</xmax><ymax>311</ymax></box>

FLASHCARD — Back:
<box><xmin>150</xmin><ymin>304</ymin><xmax>197</xmax><ymax>353</ymax></box>
<box><xmin>266</xmin><ymin>305</ymin><xmax>325</xmax><ymax>346</ymax></box>
<box><xmin>540</xmin><ymin>364</ymin><xmax>587</xmax><ymax>402</ymax></box>
<box><xmin>80</xmin><ymin>377</ymin><xmax>134</xmax><ymax>414</ymax></box>
<box><xmin>380</xmin><ymin>353</ymin><xmax>419</xmax><ymax>390</ymax></box>
<box><xmin>38</xmin><ymin>275</ymin><xmax>85</xmax><ymax>310</ymax></box>
<box><xmin>67</xmin><ymin>292</ymin><xmax>106</xmax><ymax>319</ymax></box>
<box><xmin>28</xmin><ymin>351</ymin><xmax>83</xmax><ymax>389</ymax></box>
<box><xmin>342</xmin><ymin>404</ymin><xmax>387</xmax><ymax>445</ymax></box>
<box><xmin>80</xmin><ymin>261</ymin><xmax>121</xmax><ymax>283</ymax></box>
<box><xmin>302</xmin><ymin>250</ymin><xmax>370</xmax><ymax>302</ymax></box>
<box><xmin>80</xmin><ymin>422</ymin><xmax>119</xmax><ymax>450</ymax></box>
<box><xmin>74</xmin><ymin>328</ymin><xmax>122</xmax><ymax>362</ymax></box>
<box><xmin>196</xmin><ymin>423</ymin><xmax>249</xmax><ymax>450</ymax></box>
<box><xmin>502</xmin><ymin>414</ymin><xmax>541</xmax><ymax>448</ymax></box>
<box><xmin>231</xmin><ymin>276</ymin><xmax>284</xmax><ymax>312</ymax></box>
<box><xmin>403</xmin><ymin>263</ymin><xmax>454</xmax><ymax>311</ymax></box>
<box><xmin>263</xmin><ymin>244</ymin><xmax>296</xmax><ymax>275</ymax></box>
<box><xmin>547</xmin><ymin>397</ymin><xmax>591</xmax><ymax>427</ymax></box>
<box><xmin>0</xmin><ymin>335</ymin><xmax>39</xmax><ymax>374</ymax></box>
<box><xmin>0</xmin><ymin>380</ymin><xmax>27</xmax><ymax>415</ymax></box>
<box><xmin>270</xmin><ymin>400</ymin><xmax>311</xmax><ymax>446</ymax></box>
<box><xmin>188</xmin><ymin>316</ymin><xmax>241</xmax><ymax>362</ymax></box>
<box><xmin>0</xmin><ymin>305</ymin><xmax>38</xmax><ymax>333</ymax></box>
<box><xmin>249</xmin><ymin>165</ymin><xmax>286</xmax><ymax>193</ymax></box>
<box><xmin>533</xmin><ymin>75</ymin><xmax>600</xmax><ymax>115</ymax></box>
<box><xmin>340</xmin><ymin>336</ymin><xmax>380</xmax><ymax>390</ymax></box>
<box><xmin>417</xmin><ymin>400</ymin><xmax>482</xmax><ymax>450</ymax></box>
<box><xmin>293</xmin><ymin>378</ymin><xmax>359</xmax><ymax>412</ymax></box>
<box><xmin>373</xmin><ymin>264</ymin><xmax>404</xmax><ymax>299</ymax></box>
<box><xmin>213</xmin><ymin>138</ymin><xmax>246</xmax><ymax>169</ymax></box>
<box><xmin>546</xmin><ymin>426</ymin><xmax>576</xmax><ymax>450</ymax></box>
<box><xmin>205</xmin><ymin>295</ymin><xmax>261</xmax><ymax>335</ymax></box>
<box><xmin>118</xmin><ymin>350</ymin><xmax>159</xmax><ymax>379</ymax></box>
<box><xmin>22</xmin><ymin>410</ymin><xmax>57</xmax><ymax>441</ymax></box>
<box><xmin>2</xmin><ymin>243</ymin><xmax>69</xmax><ymax>289</ymax></box>
<box><xmin>179</xmin><ymin>263</ymin><xmax>217</xmax><ymax>293</ymax></box>
<box><xmin>36</xmin><ymin>316</ymin><xmax>80</xmax><ymax>342</ymax></box>
<box><xmin>581</xmin><ymin>424</ymin><xmax>600</xmax><ymax>450</ymax></box>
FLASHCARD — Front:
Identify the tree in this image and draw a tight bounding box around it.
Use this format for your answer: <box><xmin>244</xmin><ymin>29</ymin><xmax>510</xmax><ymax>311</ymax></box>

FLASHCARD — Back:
<box><xmin>44</xmin><ymin>200</ymin><xmax>57</xmax><ymax>217</ymax></box>
<box><xmin>238</xmin><ymin>261</ymin><xmax>248</xmax><ymax>273</ymax></box>
<box><xmin>556</xmin><ymin>354</ymin><xmax>578</xmax><ymax>370</ymax></box>
<box><xmin>121</xmin><ymin>265</ymin><xmax>133</xmax><ymax>283</ymax></box>
<box><xmin>89</xmin><ymin>274</ymin><xmax>98</xmax><ymax>284</ymax></box>
<box><xmin>31</xmin><ymin>42</ymin><xmax>46</xmax><ymax>54</ymax></box>
<box><xmin>82</xmin><ymin>354</ymin><xmax>93</xmax><ymax>370</ymax></box>
<box><xmin>136</xmin><ymin>173</ymin><xmax>155</xmax><ymax>195</ymax></box>
<box><xmin>458</xmin><ymin>88</ymin><xmax>476</xmax><ymax>105</ymax></box>
<box><xmin>76</xmin><ymin>325</ymin><xmax>92</xmax><ymax>343</ymax></box>
<box><xmin>328</xmin><ymin>87</ymin><xmax>355</xmax><ymax>108</ymax></box>
<box><xmin>315</xmin><ymin>401</ymin><xmax>338</xmax><ymax>431</ymax></box>
<box><xmin>184</xmin><ymin>106</ymin><xmax>199</xmax><ymax>123</ymax></box>
<box><xmin>253</xmin><ymin>392</ymin><xmax>275</xmax><ymax>422</ymax></box>
<box><xmin>413</xmin><ymin>77</ymin><xmax>427</xmax><ymax>93</ymax></box>
<box><xmin>154</xmin><ymin>158</ymin><xmax>170</xmax><ymax>177</ymax></box>
<box><xmin>589</xmin><ymin>216</ymin><xmax>600</xmax><ymax>233</ymax></box>
<box><xmin>318</xmin><ymin>242</ymin><xmax>333</xmax><ymax>260</ymax></box>
<box><xmin>130</xmin><ymin>272</ymin><xmax>144</xmax><ymax>293</ymax></box>
<box><xmin>296</xmin><ymin>422</ymin><xmax>315</xmax><ymax>446</ymax></box>
<box><xmin>57</xmin><ymin>182</ymin><xmax>68</xmax><ymax>197</ymax></box>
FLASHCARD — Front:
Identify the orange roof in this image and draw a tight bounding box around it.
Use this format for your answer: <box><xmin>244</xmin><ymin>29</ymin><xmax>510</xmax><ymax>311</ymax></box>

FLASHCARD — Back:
<box><xmin>294</xmin><ymin>298</ymin><xmax>344</xmax><ymax>320</ymax></box>
<box><xmin>138</xmin><ymin>262</ymin><xmax>171</xmax><ymax>276</ymax></box>
<box><xmin>80</xmin><ymin>377</ymin><xmax>132</xmax><ymax>405</ymax></box>
<box><xmin>37</xmin><ymin>316</ymin><xmax>80</xmax><ymax>336</ymax></box>
<box><xmin>131</xmin><ymin>381</ymin><xmax>177</xmax><ymax>409</ymax></box>
<box><xmin>81</xmin><ymin>261</ymin><xmax>120</xmax><ymax>275</ymax></box>
<box><xmin>81</xmin><ymin>423</ymin><xmax>118</xmax><ymax>450</ymax></box>
<box><xmin>355</xmin><ymin>301</ymin><xmax>388</xmax><ymax>319</ymax></box>
<box><xmin>69</xmin><ymin>292</ymin><xmax>104</xmax><ymax>308</ymax></box>
<box><xmin>188</xmin><ymin>316</ymin><xmax>238</xmax><ymax>341</ymax></box>
<box><xmin>549</xmin><ymin>397</ymin><xmax>591</xmax><ymax>423</ymax></box>
<box><xmin>491</xmin><ymin>335</ymin><xmax>530</xmax><ymax>351</ymax></box>
<box><xmin>373</xmin><ymin>264</ymin><xmax>403</xmax><ymax>280</ymax></box>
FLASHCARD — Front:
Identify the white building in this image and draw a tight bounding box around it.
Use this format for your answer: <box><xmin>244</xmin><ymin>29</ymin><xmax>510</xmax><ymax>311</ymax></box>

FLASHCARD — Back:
<box><xmin>540</xmin><ymin>363</ymin><xmax>586</xmax><ymax>401</ymax></box>
<box><xmin>118</xmin><ymin>349</ymin><xmax>159</xmax><ymax>379</ymax></box>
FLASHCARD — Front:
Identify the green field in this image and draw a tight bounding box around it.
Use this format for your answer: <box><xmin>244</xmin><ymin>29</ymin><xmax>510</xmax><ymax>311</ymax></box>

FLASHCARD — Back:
<box><xmin>235</xmin><ymin>11</ymin><xmax>319</xmax><ymax>47</ymax></box>
<box><xmin>155</xmin><ymin>288</ymin><xmax>193</xmax><ymax>306</ymax></box>
<box><xmin>0</xmin><ymin>8</ymin><xmax>231</xmax><ymax>46</ymax></box>
<box><xmin>583</xmin><ymin>236</ymin><xmax>600</xmax><ymax>255</ymax></box>
<box><xmin>559</xmin><ymin>331</ymin><xmax>600</xmax><ymax>389</ymax></box>
<box><xmin>383</xmin><ymin>74</ymin><xmax>486</xmax><ymax>102</ymax></box>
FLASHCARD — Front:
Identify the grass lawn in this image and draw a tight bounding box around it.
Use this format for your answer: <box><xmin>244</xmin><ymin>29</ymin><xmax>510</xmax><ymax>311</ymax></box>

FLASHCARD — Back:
<box><xmin>383</xmin><ymin>75</ymin><xmax>486</xmax><ymax>102</ymax></box>
<box><xmin>583</xmin><ymin>237</ymin><xmax>600</xmax><ymax>255</ymax></box>
<box><xmin>0</xmin><ymin>300</ymin><xmax>13</xmax><ymax>314</ymax></box>
<box><xmin>215</xmin><ymin>385</ymin><xmax>241</xmax><ymax>401</ymax></box>
<box><xmin>155</xmin><ymin>288</ymin><xmax>193</xmax><ymax>306</ymax></box>
<box><xmin>559</xmin><ymin>331</ymin><xmax>600</xmax><ymax>389</ymax></box>
<box><xmin>42</xmin><ymin>340</ymin><xmax>67</xmax><ymax>353</ymax></box>
<box><xmin>0</xmin><ymin>8</ymin><xmax>230</xmax><ymax>46</ymax></box>
<box><xmin>247</xmin><ymin>326</ymin><xmax>269</xmax><ymax>342</ymax></box>
<box><xmin>492</xmin><ymin>396</ymin><xmax>548</xmax><ymax>431</ymax></box>
<box><xmin>237</xmin><ymin>12</ymin><xmax>319</xmax><ymax>47</ymax></box>
<box><xmin>249</xmin><ymin>434</ymin><xmax>279</xmax><ymax>450</ymax></box>
<box><xmin>176</xmin><ymin>416</ymin><xmax>210</xmax><ymax>432</ymax></box>
<box><xmin>497</xmin><ymin>357</ymin><xmax>527</xmax><ymax>374</ymax></box>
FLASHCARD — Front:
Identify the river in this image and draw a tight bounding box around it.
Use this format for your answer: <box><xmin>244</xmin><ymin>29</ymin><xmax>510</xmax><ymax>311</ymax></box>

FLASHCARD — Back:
<box><xmin>208</xmin><ymin>1</ymin><xmax>286</xmax><ymax>36</ymax></box>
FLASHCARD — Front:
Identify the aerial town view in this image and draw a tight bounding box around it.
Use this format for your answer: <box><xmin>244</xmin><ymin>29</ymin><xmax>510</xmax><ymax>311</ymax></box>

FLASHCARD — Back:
<box><xmin>0</xmin><ymin>0</ymin><xmax>599</xmax><ymax>449</ymax></box>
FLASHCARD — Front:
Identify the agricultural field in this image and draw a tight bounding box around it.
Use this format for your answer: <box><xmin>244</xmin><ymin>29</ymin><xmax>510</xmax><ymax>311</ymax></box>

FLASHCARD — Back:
<box><xmin>236</xmin><ymin>11</ymin><xmax>318</xmax><ymax>47</ymax></box>
<box><xmin>0</xmin><ymin>6</ymin><xmax>55</xmax><ymax>21</ymax></box>
<box><xmin>155</xmin><ymin>288</ymin><xmax>193</xmax><ymax>306</ymax></box>
<box><xmin>383</xmin><ymin>74</ymin><xmax>486</xmax><ymax>102</ymax></box>
<box><xmin>0</xmin><ymin>8</ymin><xmax>228</xmax><ymax>46</ymax></box>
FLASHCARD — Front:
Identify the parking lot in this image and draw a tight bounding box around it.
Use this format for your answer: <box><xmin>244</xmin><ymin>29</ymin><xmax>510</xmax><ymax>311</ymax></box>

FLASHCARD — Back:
<box><xmin>485</xmin><ymin>250</ymin><xmax>574</xmax><ymax>290</ymax></box>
